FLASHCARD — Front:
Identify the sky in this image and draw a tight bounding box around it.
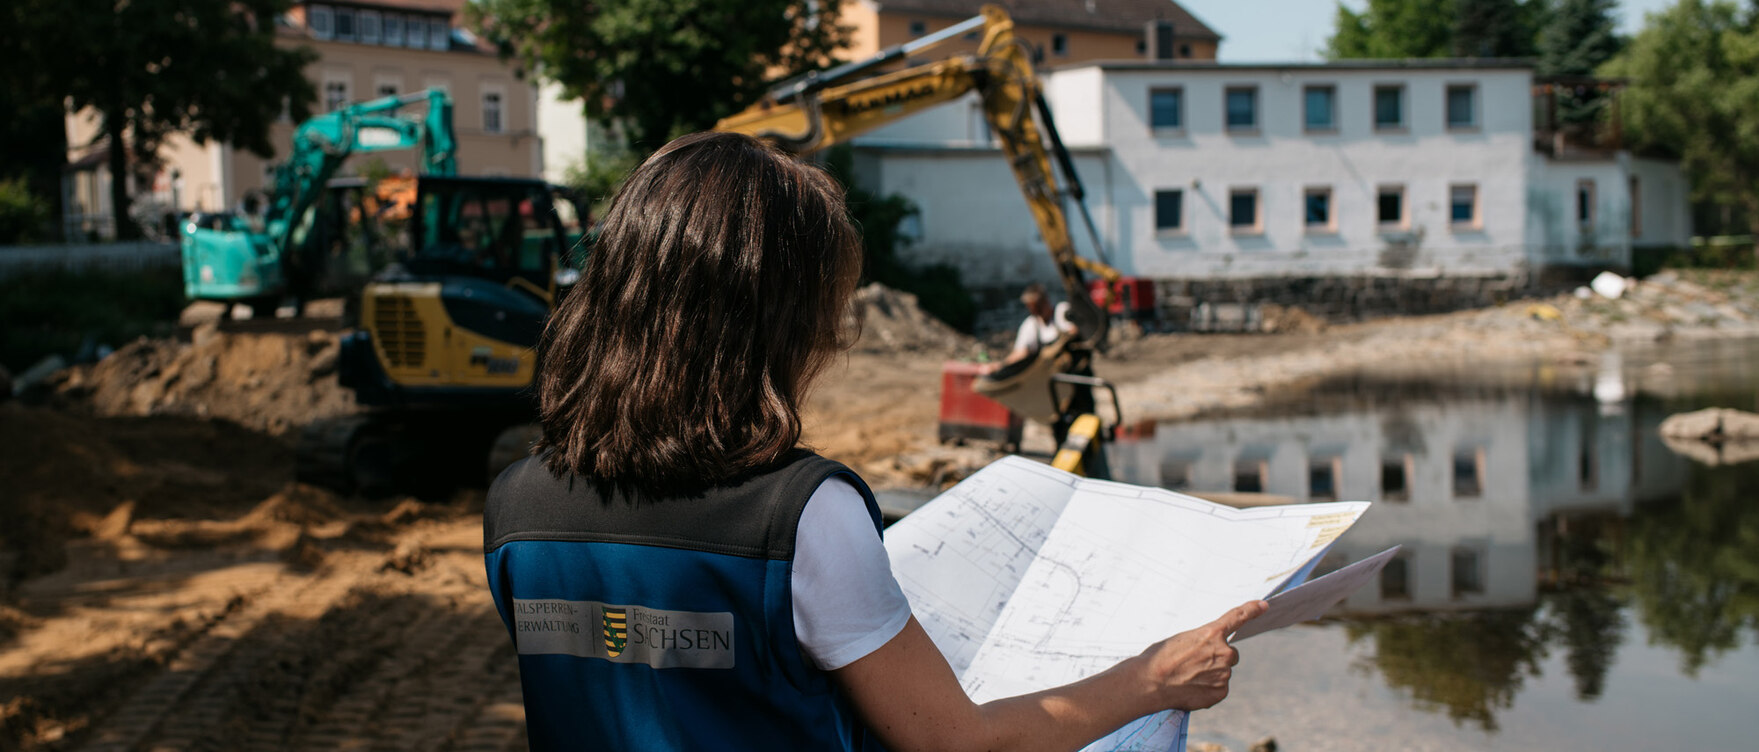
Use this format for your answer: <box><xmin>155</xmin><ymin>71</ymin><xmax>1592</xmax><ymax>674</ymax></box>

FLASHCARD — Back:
<box><xmin>1174</xmin><ymin>0</ymin><xmax>1682</xmax><ymax>63</ymax></box>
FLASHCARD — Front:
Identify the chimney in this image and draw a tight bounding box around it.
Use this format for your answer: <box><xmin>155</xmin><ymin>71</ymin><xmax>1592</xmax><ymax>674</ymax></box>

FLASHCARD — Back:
<box><xmin>1147</xmin><ymin>20</ymin><xmax>1176</xmax><ymax>60</ymax></box>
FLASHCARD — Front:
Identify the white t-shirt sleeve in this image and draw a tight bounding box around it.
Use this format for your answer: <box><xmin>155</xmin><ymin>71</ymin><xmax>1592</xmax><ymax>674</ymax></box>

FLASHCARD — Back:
<box><xmin>1013</xmin><ymin>316</ymin><xmax>1040</xmax><ymax>354</ymax></box>
<box><xmin>1053</xmin><ymin>300</ymin><xmax>1076</xmax><ymax>334</ymax></box>
<box><xmin>792</xmin><ymin>476</ymin><xmax>913</xmax><ymax>671</ymax></box>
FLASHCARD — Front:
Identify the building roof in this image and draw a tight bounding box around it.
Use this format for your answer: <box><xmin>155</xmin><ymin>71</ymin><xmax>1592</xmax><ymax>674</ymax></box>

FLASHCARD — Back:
<box><xmin>309</xmin><ymin>0</ymin><xmax>464</xmax><ymax>15</ymax></box>
<box><xmin>1061</xmin><ymin>58</ymin><xmax>1537</xmax><ymax>73</ymax></box>
<box><xmin>873</xmin><ymin>0</ymin><xmax>1221</xmax><ymax>40</ymax></box>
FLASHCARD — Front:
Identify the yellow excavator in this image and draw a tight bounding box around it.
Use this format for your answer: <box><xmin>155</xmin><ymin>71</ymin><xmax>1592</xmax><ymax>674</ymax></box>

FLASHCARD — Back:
<box><xmin>717</xmin><ymin>3</ymin><xmax>1124</xmax><ymax>477</ymax></box>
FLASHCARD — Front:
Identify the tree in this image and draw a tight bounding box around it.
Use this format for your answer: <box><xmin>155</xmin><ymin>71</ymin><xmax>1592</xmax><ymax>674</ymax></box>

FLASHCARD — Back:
<box><xmin>58</xmin><ymin>0</ymin><xmax>317</xmax><ymax>239</ymax></box>
<box><xmin>1605</xmin><ymin>1</ymin><xmax>1759</xmax><ymax>258</ymax></box>
<box><xmin>1327</xmin><ymin>0</ymin><xmax>1457</xmax><ymax>59</ymax></box>
<box><xmin>1327</xmin><ymin>0</ymin><xmax>1547</xmax><ymax>60</ymax></box>
<box><xmin>468</xmin><ymin>0</ymin><xmax>852</xmax><ymax>151</ymax></box>
<box><xmin>1538</xmin><ymin>0</ymin><xmax>1623</xmax><ymax>75</ymax></box>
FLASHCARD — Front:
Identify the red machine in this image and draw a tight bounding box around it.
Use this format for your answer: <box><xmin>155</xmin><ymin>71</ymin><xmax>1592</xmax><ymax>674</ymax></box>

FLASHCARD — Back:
<box><xmin>1088</xmin><ymin>276</ymin><xmax>1156</xmax><ymax>320</ymax></box>
<box><xmin>938</xmin><ymin>361</ymin><xmax>1023</xmax><ymax>450</ymax></box>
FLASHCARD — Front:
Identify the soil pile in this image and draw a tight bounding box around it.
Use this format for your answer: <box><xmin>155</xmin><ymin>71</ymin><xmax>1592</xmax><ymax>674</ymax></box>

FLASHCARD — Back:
<box><xmin>47</xmin><ymin>324</ymin><xmax>355</xmax><ymax>436</ymax></box>
<box><xmin>850</xmin><ymin>283</ymin><xmax>980</xmax><ymax>356</ymax></box>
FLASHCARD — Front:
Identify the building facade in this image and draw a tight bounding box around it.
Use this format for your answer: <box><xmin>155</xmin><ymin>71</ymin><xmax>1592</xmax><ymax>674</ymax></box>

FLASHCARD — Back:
<box><xmin>836</xmin><ymin>0</ymin><xmax>1221</xmax><ymax>65</ymax></box>
<box><xmin>64</xmin><ymin>0</ymin><xmax>540</xmax><ymax>237</ymax></box>
<box><xmin>851</xmin><ymin>60</ymin><xmax>1692</xmax><ymax>322</ymax></box>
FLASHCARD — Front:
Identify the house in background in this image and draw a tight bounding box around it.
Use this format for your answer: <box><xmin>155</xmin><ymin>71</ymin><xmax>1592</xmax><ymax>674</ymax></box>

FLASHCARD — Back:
<box><xmin>850</xmin><ymin>59</ymin><xmax>1691</xmax><ymax>325</ymax></box>
<box><xmin>64</xmin><ymin>0</ymin><xmax>540</xmax><ymax>239</ymax></box>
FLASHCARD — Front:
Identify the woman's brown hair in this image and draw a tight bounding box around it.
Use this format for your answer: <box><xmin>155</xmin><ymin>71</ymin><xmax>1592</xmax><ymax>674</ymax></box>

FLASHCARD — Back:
<box><xmin>534</xmin><ymin>131</ymin><xmax>862</xmax><ymax>491</ymax></box>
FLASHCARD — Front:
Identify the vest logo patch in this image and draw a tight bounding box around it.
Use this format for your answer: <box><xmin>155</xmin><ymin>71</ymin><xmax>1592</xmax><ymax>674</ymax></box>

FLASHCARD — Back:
<box><xmin>512</xmin><ymin>598</ymin><xmax>735</xmax><ymax>669</ymax></box>
<box><xmin>603</xmin><ymin>608</ymin><xmax>628</xmax><ymax>656</ymax></box>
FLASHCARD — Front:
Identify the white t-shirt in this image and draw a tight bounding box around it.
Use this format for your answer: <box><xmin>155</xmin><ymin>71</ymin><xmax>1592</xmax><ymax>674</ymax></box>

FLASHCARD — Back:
<box><xmin>1013</xmin><ymin>301</ymin><xmax>1074</xmax><ymax>354</ymax></box>
<box><xmin>791</xmin><ymin>476</ymin><xmax>913</xmax><ymax>670</ymax></box>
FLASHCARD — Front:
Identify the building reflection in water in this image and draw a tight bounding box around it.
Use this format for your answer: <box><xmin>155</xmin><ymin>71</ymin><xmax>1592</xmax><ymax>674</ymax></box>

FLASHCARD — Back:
<box><xmin>1112</xmin><ymin>379</ymin><xmax>1759</xmax><ymax>731</ymax></box>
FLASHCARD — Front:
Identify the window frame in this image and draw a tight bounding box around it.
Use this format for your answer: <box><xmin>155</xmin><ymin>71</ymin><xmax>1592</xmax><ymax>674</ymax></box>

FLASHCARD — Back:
<box><xmin>1630</xmin><ymin>175</ymin><xmax>1642</xmax><ymax>238</ymax></box>
<box><xmin>1452</xmin><ymin>445</ymin><xmax>1486</xmax><ymax>500</ymax></box>
<box><xmin>322</xmin><ymin>73</ymin><xmax>351</xmax><ymax>113</ymax></box>
<box><xmin>1380</xmin><ymin>453</ymin><xmax>1413</xmax><ymax>502</ymax></box>
<box><xmin>1224</xmin><ymin>85</ymin><xmax>1259</xmax><ymax>134</ymax></box>
<box><xmin>1153</xmin><ymin>188</ymin><xmax>1185</xmax><ymax>235</ymax></box>
<box><xmin>908</xmin><ymin>19</ymin><xmax>926</xmax><ymax>37</ymax></box>
<box><xmin>429</xmin><ymin>19</ymin><xmax>450</xmax><ymax>50</ymax></box>
<box><xmin>1445</xmin><ymin>83</ymin><xmax>1479</xmax><ymax>131</ymax></box>
<box><xmin>1308</xmin><ymin>456</ymin><xmax>1343</xmax><ymax>502</ymax></box>
<box><xmin>406</xmin><ymin>15</ymin><xmax>428</xmax><ymax>49</ymax></box>
<box><xmin>1376</xmin><ymin>184</ymin><xmax>1406</xmax><ymax>230</ymax></box>
<box><xmin>1051</xmin><ymin>32</ymin><xmax>1068</xmax><ymax>57</ymax></box>
<box><xmin>1451</xmin><ymin>547</ymin><xmax>1485</xmax><ymax>598</ymax></box>
<box><xmin>1303</xmin><ymin>84</ymin><xmax>1337</xmax><ymax>133</ymax></box>
<box><xmin>308</xmin><ymin>4</ymin><xmax>334</xmax><ymax>40</ymax></box>
<box><xmin>1304</xmin><ymin>185</ymin><xmax>1335</xmax><ymax>233</ymax></box>
<box><xmin>1228</xmin><ymin>187</ymin><xmax>1261</xmax><ymax>235</ymax></box>
<box><xmin>334</xmin><ymin>7</ymin><xmax>356</xmax><ymax>42</ymax></box>
<box><xmin>1373</xmin><ymin>83</ymin><xmax>1406</xmax><ymax>132</ymax></box>
<box><xmin>383</xmin><ymin>14</ymin><xmax>404</xmax><ymax>46</ymax></box>
<box><xmin>1577</xmin><ymin>179</ymin><xmax>1597</xmax><ymax>228</ymax></box>
<box><xmin>359</xmin><ymin>10</ymin><xmax>381</xmax><ymax>44</ymax></box>
<box><xmin>374</xmin><ymin>74</ymin><xmax>401</xmax><ymax>100</ymax></box>
<box><xmin>481</xmin><ymin>84</ymin><xmax>506</xmax><ymax>134</ymax></box>
<box><xmin>1148</xmin><ymin>86</ymin><xmax>1184</xmax><ymax>133</ymax></box>
<box><xmin>1449</xmin><ymin>183</ymin><xmax>1480</xmax><ymax>229</ymax></box>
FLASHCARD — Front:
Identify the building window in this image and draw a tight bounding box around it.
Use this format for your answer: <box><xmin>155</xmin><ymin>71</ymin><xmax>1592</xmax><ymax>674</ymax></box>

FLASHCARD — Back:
<box><xmin>1179</xmin><ymin>43</ymin><xmax>1192</xmax><ymax>57</ymax></box>
<box><xmin>1051</xmin><ymin>33</ymin><xmax>1067</xmax><ymax>56</ymax></box>
<box><xmin>1154</xmin><ymin>189</ymin><xmax>1184</xmax><ymax>233</ymax></box>
<box><xmin>1381</xmin><ymin>553</ymin><xmax>1411</xmax><ymax>600</ymax></box>
<box><xmin>425</xmin><ymin>77</ymin><xmax>450</xmax><ymax>95</ymax></box>
<box><xmin>324</xmin><ymin>78</ymin><xmax>350</xmax><ymax>112</ymax></box>
<box><xmin>309</xmin><ymin>5</ymin><xmax>333</xmax><ymax>39</ymax></box>
<box><xmin>1630</xmin><ymin>176</ymin><xmax>1642</xmax><ymax>237</ymax></box>
<box><xmin>1304</xmin><ymin>85</ymin><xmax>1336</xmax><ymax>132</ymax></box>
<box><xmin>1381</xmin><ymin>455</ymin><xmax>1410</xmax><ymax>502</ymax></box>
<box><xmin>1453</xmin><ymin>446</ymin><xmax>1484</xmax><ymax>499</ymax></box>
<box><xmin>1159</xmin><ymin>456</ymin><xmax>1193</xmax><ymax>491</ymax></box>
<box><xmin>1136</xmin><ymin>39</ymin><xmax>1147</xmax><ymax>55</ymax></box>
<box><xmin>1377</xmin><ymin>185</ymin><xmax>1405</xmax><ymax>227</ymax></box>
<box><xmin>1446</xmin><ymin>84</ymin><xmax>1477</xmax><ymax>129</ymax></box>
<box><xmin>334</xmin><ymin>8</ymin><xmax>355</xmax><ymax>42</ymax></box>
<box><xmin>407</xmin><ymin>16</ymin><xmax>427</xmax><ymax>49</ymax></box>
<box><xmin>1149</xmin><ymin>87</ymin><xmax>1183</xmax><ymax>131</ymax></box>
<box><xmin>1374</xmin><ymin>84</ymin><xmax>1405</xmax><ymax>130</ymax></box>
<box><xmin>909</xmin><ymin>19</ymin><xmax>926</xmax><ymax>36</ymax></box>
<box><xmin>1450</xmin><ymin>184</ymin><xmax>1478</xmax><ymax>227</ymax></box>
<box><xmin>483</xmin><ymin>89</ymin><xmax>504</xmax><ymax>133</ymax></box>
<box><xmin>1229</xmin><ymin>188</ymin><xmax>1260</xmax><ymax>233</ymax></box>
<box><xmin>429</xmin><ymin>19</ymin><xmax>449</xmax><ymax>50</ymax></box>
<box><xmin>1451</xmin><ymin>548</ymin><xmax>1484</xmax><ymax>598</ymax></box>
<box><xmin>359</xmin><ymin>11</ymin><xmax>381</xmax><ymax>44</ymax></box>
<box><xmin>1305</xmin><ymin>186</ymin><xmax>1333</xmax><ymax>231</ymax></box>
<box><xmin>1309</xmin><ymin>457</ymin><xmax>1341</xmax><ymax>501</ymax></box>
<box><xmin>1577</xmin><ymin>179</ymin><xmax>1596</xmax><ymax>227</ymax></box>
<box><xmin>375</xmin><ymin>77</ymin><xmax>399</xmax><ymax>99</ymax></box>
<box><xmin>1234</xmin><ymin>457</ymin><xmax>1267</xmax><ymax>493</ymax></box>
<box><xmin>384</xmin><ymin>15</ymin><xmax>404</xmax><ymax>46</ymax></box>
<box><xmin>1225</xmin><ymin>86</ymin><xmax>1258</xmax><ymax>131</ymax></box>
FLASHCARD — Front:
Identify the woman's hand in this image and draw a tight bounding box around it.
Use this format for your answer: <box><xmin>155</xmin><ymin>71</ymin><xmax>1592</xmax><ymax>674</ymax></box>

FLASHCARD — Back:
<box><xmin>1135</xmin><ymin>600</ymin><xmax>1268</xmax><ymax>711</ymax></box>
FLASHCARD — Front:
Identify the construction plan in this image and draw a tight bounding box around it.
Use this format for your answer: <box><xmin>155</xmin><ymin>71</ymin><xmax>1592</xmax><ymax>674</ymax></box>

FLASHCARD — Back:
<box><xmin>884</xmin><ymin>456</ymin><xmax>1393</xmax><ymax>751</ymax></box>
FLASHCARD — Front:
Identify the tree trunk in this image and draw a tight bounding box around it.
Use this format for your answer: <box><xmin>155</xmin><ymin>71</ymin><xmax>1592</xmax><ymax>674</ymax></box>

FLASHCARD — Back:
<box><xmin>105</xmin><ymin>106</ymin><xmax>138</xmax><ymax>241</ymax></box>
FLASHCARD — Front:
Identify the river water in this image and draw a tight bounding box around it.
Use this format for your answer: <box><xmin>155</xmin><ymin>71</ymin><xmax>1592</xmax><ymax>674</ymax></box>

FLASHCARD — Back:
<box><xmin>1109</xmin><ymin>338</ymin><xmax>1759</xmax><ymax>751</ymax></box>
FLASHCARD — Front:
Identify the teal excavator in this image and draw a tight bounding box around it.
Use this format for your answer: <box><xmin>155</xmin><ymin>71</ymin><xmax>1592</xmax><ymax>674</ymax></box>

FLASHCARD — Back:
<box><xmin>180</xmin><ymin>89</ymin><xmax>457</xmax><ymax>316</ymax></box>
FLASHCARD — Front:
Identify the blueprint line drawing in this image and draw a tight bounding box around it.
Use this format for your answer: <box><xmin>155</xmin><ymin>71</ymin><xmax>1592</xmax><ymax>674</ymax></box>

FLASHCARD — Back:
<box><xmin>885</xmin><ymin>456</ymin><xmax>1376</xmax><ymax>752</ymax></box>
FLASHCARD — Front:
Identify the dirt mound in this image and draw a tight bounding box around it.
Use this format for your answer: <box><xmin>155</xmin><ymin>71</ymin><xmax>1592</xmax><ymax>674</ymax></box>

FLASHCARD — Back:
<box><xmin>0</xmin><ymin>404</ymin><xmax>294</xmax><ymax>581</ymax></box>
<box><xmin>1260</xmin><ymin>303</ymin><xmax>1328</xmax><ymax>334</ymax></box>
<box><xmin>48</xmin><ymin>324</ymin><xmax>355</xmax><ymax>436</ymax></box>
<box><xmin>850</xmin><ymin>284</ymin><xmax>979</xmax><ymax>356</ymax></box>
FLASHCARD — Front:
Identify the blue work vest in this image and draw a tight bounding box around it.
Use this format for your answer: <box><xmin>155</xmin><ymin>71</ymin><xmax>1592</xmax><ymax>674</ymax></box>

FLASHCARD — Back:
<box><xmin>483</xmin><ymin>450</ymin><xmax>883</xmax><ymax>750</ymax></box>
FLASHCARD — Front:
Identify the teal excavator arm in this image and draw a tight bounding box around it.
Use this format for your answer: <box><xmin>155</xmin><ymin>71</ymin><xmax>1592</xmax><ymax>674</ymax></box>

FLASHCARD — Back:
<box><xmin>182</xmin><ymin>89</ymin><xmax>455</xmax><ymax>308</ymax></box>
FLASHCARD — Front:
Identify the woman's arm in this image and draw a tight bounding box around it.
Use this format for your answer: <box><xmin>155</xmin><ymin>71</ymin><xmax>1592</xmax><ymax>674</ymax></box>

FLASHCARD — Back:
<box><xmin>832</xmin><ymin>601</ymin><xmax>1267</xmax><ymax>752</ymax></box>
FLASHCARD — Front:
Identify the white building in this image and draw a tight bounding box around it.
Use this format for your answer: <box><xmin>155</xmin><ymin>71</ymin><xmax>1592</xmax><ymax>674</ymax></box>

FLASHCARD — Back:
<box><xmin>851</xmin><ymin>60</ymin><xmax>1691</xmax><ymax>319</ymax></box>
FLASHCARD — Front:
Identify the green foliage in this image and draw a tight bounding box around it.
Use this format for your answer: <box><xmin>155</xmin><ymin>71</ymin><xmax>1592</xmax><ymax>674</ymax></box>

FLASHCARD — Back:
<box><xmin>1538</xmin><ymin>0</ymin><xmax>1624</xmax><ymax>75</ymax></box>
<box><xmin>1345</xmin><ymin>608</ymin><xmax>1551</xmax><ymax>731</ymax></box>
<box><xmin>1327</xmin><ymin>0</ymin><xmax>1545</xmax><ymax>59</ymax></box>
<box><xmin>0</xmin><ymin>267</ymin><xmax>184</xmax><ymax>372</ymax></box>
<box><xmin>1328</xmin><ymin>0</ymin><xmax>1457</xmax><ymax>58</ymax></box>
<box><xmin>561</xmin><ymin>133</ymin><xmax>644</xmax><ymax>221</ymax></box>
<box><xmin>1606</xmin><ymin>1</ymin><xmax>1759</xmax><ymax>255</ymax></box>
<box><xmin>821</xmin><ymin>146</ymin><xmax>976</xmax><ymax>333</ymax></box>
<box><xmin>1625</xmin><ymin>463</ymin><xmax>1759</xmax><ymax>675</ymax></box>
<box><xmin>468</xmin><ymin>0</ymin><xmax>852</xmax><ymax>150</ymax></box>
<box><xmin>0</xmin><ymin>177</ymin><xmax>50</xmax><ymax>244</ymax></box>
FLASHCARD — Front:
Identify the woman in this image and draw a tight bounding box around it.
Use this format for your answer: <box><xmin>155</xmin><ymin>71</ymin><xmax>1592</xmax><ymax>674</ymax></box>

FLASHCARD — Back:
<box><xmin>484</xmin><ymin>131</ymin><xmax>1264</xmax><ymax>751</ymax></box>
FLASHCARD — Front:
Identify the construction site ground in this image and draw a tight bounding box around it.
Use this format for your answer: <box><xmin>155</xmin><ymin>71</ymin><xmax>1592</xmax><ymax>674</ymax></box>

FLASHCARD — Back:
<box><xmin>4</xmin><ymin>271</ymin><xmax>1758</xmax><ymax>750</ymax></box>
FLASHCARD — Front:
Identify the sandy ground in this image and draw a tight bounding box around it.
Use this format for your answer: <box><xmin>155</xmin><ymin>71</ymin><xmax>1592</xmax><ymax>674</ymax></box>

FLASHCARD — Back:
<box><xmin>3</xmin><ymin>271</ymin><xmax>1757</xmax><ymax>750</ymax></box>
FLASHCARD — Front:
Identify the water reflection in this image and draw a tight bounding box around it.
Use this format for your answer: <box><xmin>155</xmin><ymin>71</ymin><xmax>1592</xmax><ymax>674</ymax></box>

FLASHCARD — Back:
<box><xmin>1113</xmin><ymin>367</ymin><xmax>1759</xmax><ymax>734</ymax></box>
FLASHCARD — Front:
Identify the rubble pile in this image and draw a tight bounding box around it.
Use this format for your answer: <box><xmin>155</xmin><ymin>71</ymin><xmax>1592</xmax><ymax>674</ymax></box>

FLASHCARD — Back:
<box><xmin>48</xmin><ymin>324</ymin><xmax>356</xmax><ymax>436</ymax></box>
<box><xmin>1535</xmin><ymin>270</ymin><xmax>1759</xmax><ymax>342</ymax></box>
<box><xmin>849</xmin><ymin>283</ymin><xmax>980</xmax><ymax>356</ymax></box>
